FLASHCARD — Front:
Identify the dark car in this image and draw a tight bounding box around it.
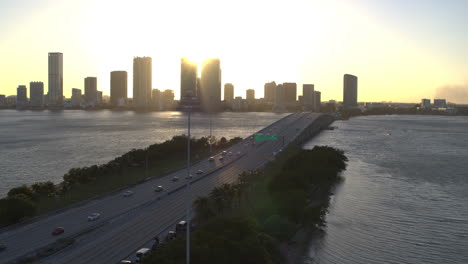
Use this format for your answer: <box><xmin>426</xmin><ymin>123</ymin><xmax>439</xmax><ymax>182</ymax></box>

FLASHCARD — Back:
<box><xmin>52</xmin><ymin>227</ymin><xmax>65</xmax><ymax>236</ymax></box>
<box><xmin>165</xmin><ymin>231</ymin><xmax>177</xmax><ymax>242</ymax></box>
<box><xmin>176</xmin><ymin>221</ymin><xmax>187</xmax><ymax>233</ymax></box>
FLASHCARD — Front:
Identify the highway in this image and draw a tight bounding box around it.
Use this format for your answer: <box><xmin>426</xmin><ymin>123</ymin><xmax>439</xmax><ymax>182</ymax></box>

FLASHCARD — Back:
<box><xmin>0</xmin><ymin>112</ymin><xmax>329</xmax><ymax>264</ymax></box>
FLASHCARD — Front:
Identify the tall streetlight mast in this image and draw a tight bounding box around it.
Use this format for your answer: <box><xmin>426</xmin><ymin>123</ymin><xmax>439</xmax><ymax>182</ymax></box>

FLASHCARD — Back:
<box><xmin>183</xmin><ymin>93</ymin><xmax>194</xmax><ymax>264</ymax></box>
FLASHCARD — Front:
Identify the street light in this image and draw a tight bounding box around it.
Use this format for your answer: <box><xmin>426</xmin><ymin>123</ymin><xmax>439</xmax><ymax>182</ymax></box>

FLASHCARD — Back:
<box><xmin>209</xmin><ymin>95</ymin><xmax>213</xmax><ymax>154</ymax></box>
<box><xmin>182</xmin><ymin>93</ymin><xmax>196</xmax><ymax>264</ymax></box>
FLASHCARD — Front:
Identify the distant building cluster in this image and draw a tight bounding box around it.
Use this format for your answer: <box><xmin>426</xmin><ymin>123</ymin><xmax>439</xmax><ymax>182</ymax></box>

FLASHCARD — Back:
<box><xmin>419</xmin><ymin>98</ymin><xmax>455</xmax><ymax>112</ymax></box>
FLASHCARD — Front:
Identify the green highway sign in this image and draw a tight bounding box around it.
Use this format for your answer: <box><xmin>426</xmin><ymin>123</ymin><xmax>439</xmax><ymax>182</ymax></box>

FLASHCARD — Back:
<box><xmin>254</xmin><ymin>134</ymin><xmax>278</xmax><ymax>142</ymax></box>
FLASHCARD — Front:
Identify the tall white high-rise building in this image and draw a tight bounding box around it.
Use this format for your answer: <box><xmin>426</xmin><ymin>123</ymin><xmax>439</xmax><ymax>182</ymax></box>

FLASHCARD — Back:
<box><xmin>16</xmin><ymin>85</ymin><xmax>28</xmax><ymax>108</ymax></box>
<box><xmin>48</xmin><ymin>52</ymin><xmax>63</xmax><ymax>107</ymax></box>
<box><xmin>343</xmin><ymin>74</ymin><xmax>358</xmax><ymax>109</ymax></box>
<box><xmin>84</xmin><ymin>77</ymin><xmax>98</xmax><ymax>106</ymax></box>
<box><xmin>30</xmin><ymin>82</ymin><xmax>44</xmax><ymax>107</ymax></box>
<box><xmin>275</xmin><ymin>83</ymin><xmax>284</xmax><ymax>107</ymax></box>
<box><xmin>201</xmin><ymin>58</ymin><xmax>221</xmax><ymax>112</ymax></box>
<box><xmin>71</xmin><ymin>88</ymin><xmax>82</xmax><ymax>107</ymax></box>
<box><xmin>133</xmin><ymin>57</ymin><xmax>152</xmax><ymax>108</ymax></box>
<box><xmin>302</xmin><ymin>84</ymin><xmax>315</xmax><ymax>110</ymax></box>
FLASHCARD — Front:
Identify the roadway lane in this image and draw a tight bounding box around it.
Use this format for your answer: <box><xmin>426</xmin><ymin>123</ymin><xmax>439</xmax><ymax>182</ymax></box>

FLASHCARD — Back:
<box><xmin>1</xmin><ymin>112</ymin><xmax>326</xmax><ymax>264</ymax></box>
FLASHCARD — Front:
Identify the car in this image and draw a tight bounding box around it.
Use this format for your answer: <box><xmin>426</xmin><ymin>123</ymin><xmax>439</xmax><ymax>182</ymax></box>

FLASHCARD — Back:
<box><xmin>196</xmin><ymin>170</ymin><xmax>203</xmax><ymax>174</ymax></box>
<box><xmin>154</xmin><ymin>185</ymin><xmax>164</xmax><ymax>192</ymax></box>
<box><xmin>185</xmin><ymin>174</ymin><xmax>193</xmax><ymax>179</ymax></box>
<box><xmin>222</xmin><ymin>151</ymin><xmax>227</xmax><ymax>155</ymax></box>
<box><xmin>88</xmin><ymin>213</ymin><xmax>100</xmax><ymax>221</ymax></box>
<box><xmin>0</xmin><ymin>244</ymin><xmax>6</xmax><ymax>251</ymax></box>
<box><xmin>219</xmin><ymin>156</ymin><xmax>224</xmax><ymax>161</ymax></box>
<box><xmin>52</xmin><ymin>227</ymin><xmax>64</xmax><ymax>236</ymax></box>
<box><xmin>119</xmin><ymin>260</ymin><xmax>134</xmax><ymax>264</ymax></box>
<box><xmin>172</xmin><ymin>176</ymin><xmax>179</xmax><ymax>182</ymax></box>
<box><xmin>228</xmin><ymin>151</ymin><xmax>232</xmax><ymax>155</ymax></box>
<box><xmin>122</xmin><ymin>190</ymin><xmax>134</xmax><ymax>197</ymax></box>
<box><xmin>176</xmin><ymin>221</ymin><xmax>188</xmax><ymax>234</ymax></box>
<box><xmin>165</xmin><ymin>231</ymin><xmax>177</xmax><ymax>242</ymax></box>
<box><xmin>135</xmin><ymin>248</ymin><xmax>151</xmax><ymax>263</ymax></box>
<box><xmin>208</xmin><ymin>157</ymin><xmax>215</xmax><ymax>161</ymax></box>
<box><xmin>236</xmin><ymin>151</ymin><xmax>241</xmax><ymax>155</ymax></box>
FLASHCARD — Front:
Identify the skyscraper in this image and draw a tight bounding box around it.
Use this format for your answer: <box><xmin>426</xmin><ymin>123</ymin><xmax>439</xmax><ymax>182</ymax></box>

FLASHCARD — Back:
<box><xmin>48</xmin><ymin>52</ymin><xmax>63</xmax><ymax>107</ymax></box>
<box><xmin>97</xmin><ymin>91</ymin><xmax>103</xmax><ymax>105</ymax></box>
<box><xmin>434</xmin><ymin>99</ymin><xmax>447</xmax><ymax>108</ymax></box>
<box><xmin>110</xmin><ymin>71</ymin><xmax>128</xmax><ymax>106</ymax></box>
<box><xmin>180</xmin><ymin>57</ymin><xmax>198</xmax><ymax>99</ymax></box>
<box><xmin>264</xmin><ymin>81</ymin><xmax>276</xmax><ymax>103</ymax></box>
<box><xmin>16</xmin><ymin>85</ymin><xmax>27</xmax><ymax>108</ymax></box>
<box><xmin>84</xmin><ymin>77</ymin><xmax>97</xmax><ymax>106</ymax></box>
<box><xmin>152</xmin><ymin>89</ymin><xmax>161</xmax><ymax>110</ymax></box>
<box><xmin>30</xmin><ymin>82</ymin><xmax>44</xmax><ymax>107</ymax></box>
<box><xmin>343</xmin><ymin>74</ymin><xmax>358</xmax><ymax>109</ymax></box>
<box><xmin>133</xmin><ymin>57</ymin><xmax>152</xmax><ymax>108</ymax></box>
<box><xmin>275</xmin><ymin>84</ymin><xmax>284</xmax><ymax>107</ymax></box>
<box><xmin>314</xmin><ymin>91</ymin><xmax>321</xmax><ymax>111</ymax></box>
<box><xmin>283</xmin><ymin>82</ymin><xmax>297</xmax><ymax>103</ymax></box>
<box><xmin>0</xmin><ymin>95</ymin><xmax>6</xmax><ymax>106</ymax></box>
<box><xmin>421</xmin><ymin>99</ymin><xmax>431</xmax><ymax>109</ymax></box>
<box><xmin>302</xmin><ymin>84</ymin><xmax>314</xmax><ymax>110</ymax></box>
<box><xmin>161</xmin><ymin>89</ymin><xmax>175</xmax><ymax>110</ymax></box>
<box><xmin>71</xmin><ymin>88</ymin><xmax>82</xmax><ymax>107</ymax></box>
<box><xmin>201</xmin><ymin>58</ymin><xmax>221</xmax><ymax>112</ymax></box>
<box><xmin>224</xmin><ymin>83</ymin><xmax>234</xmax><ymax>102</ymax></box>
<box><xmin>246</xmin><ymin>89</ymin><xmax>255</xmax><ymax>104</ymax></box>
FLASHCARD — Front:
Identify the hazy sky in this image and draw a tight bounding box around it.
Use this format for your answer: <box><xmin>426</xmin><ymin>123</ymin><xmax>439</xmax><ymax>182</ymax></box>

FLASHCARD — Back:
<box><xmin>1</xmin><ymin>0</ymin><xmax>467</xmax><ymax>103</ymax></box>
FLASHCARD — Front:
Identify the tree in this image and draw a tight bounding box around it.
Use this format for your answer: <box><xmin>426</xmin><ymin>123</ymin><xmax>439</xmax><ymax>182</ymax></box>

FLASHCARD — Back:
<box><xmin>7</xmin><ymin>185</ymin><xmax>34</xmax><ymax>200</ymax></box>
<box><xmin>144</xmin><ymin>217</ymin><xmax>282</xmax><ymax>264</ymax></box>
<box><xmin>0</xmin><ymin>194</ymin><xmax>37</xmax><ymax>225</ymax></box>
<box><xmin>193</xmin><ymin>196</ymin><xmax>214</xmax><ymax>223</ymax></box>
<box><xmin>31</xmin><ymin>181</ymin><xmax>56</xmax><ymax>197</ymax></box>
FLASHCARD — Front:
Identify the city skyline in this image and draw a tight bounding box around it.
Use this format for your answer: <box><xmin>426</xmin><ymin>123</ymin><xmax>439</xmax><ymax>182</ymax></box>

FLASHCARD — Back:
<box><xmin>0</xmin><ymin>0</ymin><xmax>466</xmax><ymax>103</ymax></box>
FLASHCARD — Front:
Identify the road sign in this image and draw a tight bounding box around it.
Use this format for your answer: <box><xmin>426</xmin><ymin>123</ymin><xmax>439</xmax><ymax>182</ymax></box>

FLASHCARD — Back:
<box><xmin>254</xmin><ymin>134</ymin><xmax>278</xmax><ymax>142</ymax></box>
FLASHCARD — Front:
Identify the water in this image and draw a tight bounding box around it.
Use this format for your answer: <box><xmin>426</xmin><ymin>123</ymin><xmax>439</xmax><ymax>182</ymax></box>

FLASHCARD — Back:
<box><xmin>303</xmin><ymin>115</ymin><xmax>468</xmax><ymax>264</ymax></box>
<box><xmin>0</xmin><ymin>110</ymin><xmax>288</xmax><ymax>196</ymax></box>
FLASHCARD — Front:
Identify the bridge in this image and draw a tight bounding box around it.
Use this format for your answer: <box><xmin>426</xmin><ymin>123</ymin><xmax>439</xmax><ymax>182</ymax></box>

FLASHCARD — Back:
<box><xmin>0</xmin><ymin>112</ymin><xmax>334</xmax><ymax>264</ymax></box>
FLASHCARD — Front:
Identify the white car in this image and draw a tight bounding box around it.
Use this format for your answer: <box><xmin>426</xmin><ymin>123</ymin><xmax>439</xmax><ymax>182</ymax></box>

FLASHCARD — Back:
<box><xmin>172</xmin><ymin>176</ymin><xmax>179</xmax><ymax>182</ymax></box>
<box><xmin>222</xmin><ymin>151</ymin><xmax>227</xmax><ymax>155</ymax></box>
<box><xmin>122</xmin><ymin>190</ymin><xmax>134</xmax><ymax>197</ymax></box>
<box><xmin>155</xmin><ymin>185</ymin><xmax>164</xmax><ymax>192</ymax></box>
<box><xmin>219</xmin><ymin>156</ymin><xmax>224</xmax><ymax>161</ymax></box>
<box><xmin>88</xmin><ymin>213</ymin><xmax>100</xmax><ymax>221</ymax></box>
<box><xmin>196</xmin><ymin>170</ymin><xmax>203</xmax><ymax>174</ymax></box>
<box><xmin>208</xmin><ymin>157</ymin><xmax>215</xmax><ymax>161</ymax></box>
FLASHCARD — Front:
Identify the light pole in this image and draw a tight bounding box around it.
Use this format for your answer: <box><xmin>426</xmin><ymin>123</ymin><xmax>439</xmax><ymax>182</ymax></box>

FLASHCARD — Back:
<box><xmin>184</xmin><ymin>95</ymin><xmax>194</xmax><ymax>264</ymax></box>
<box><xmin>209</xmin><ymin>110</ymin><xmax>212</xmax><ymax>154</ymax></box>
<box><xmin>186</xmin><ymin>105</ymin><xmax>191</xmax><ymax>264</ymax></box>
<box><xmin>209</xmin><ymin>95</ymin><xmax>213</xmax><ymax>154</ymax></box>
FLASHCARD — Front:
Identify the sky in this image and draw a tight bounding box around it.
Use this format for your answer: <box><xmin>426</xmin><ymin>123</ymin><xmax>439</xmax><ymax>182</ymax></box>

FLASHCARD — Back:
<box><xmin>0</xmin><ymin>0</ymin><xmax>467</xmax><ymax>103</ymax></box>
